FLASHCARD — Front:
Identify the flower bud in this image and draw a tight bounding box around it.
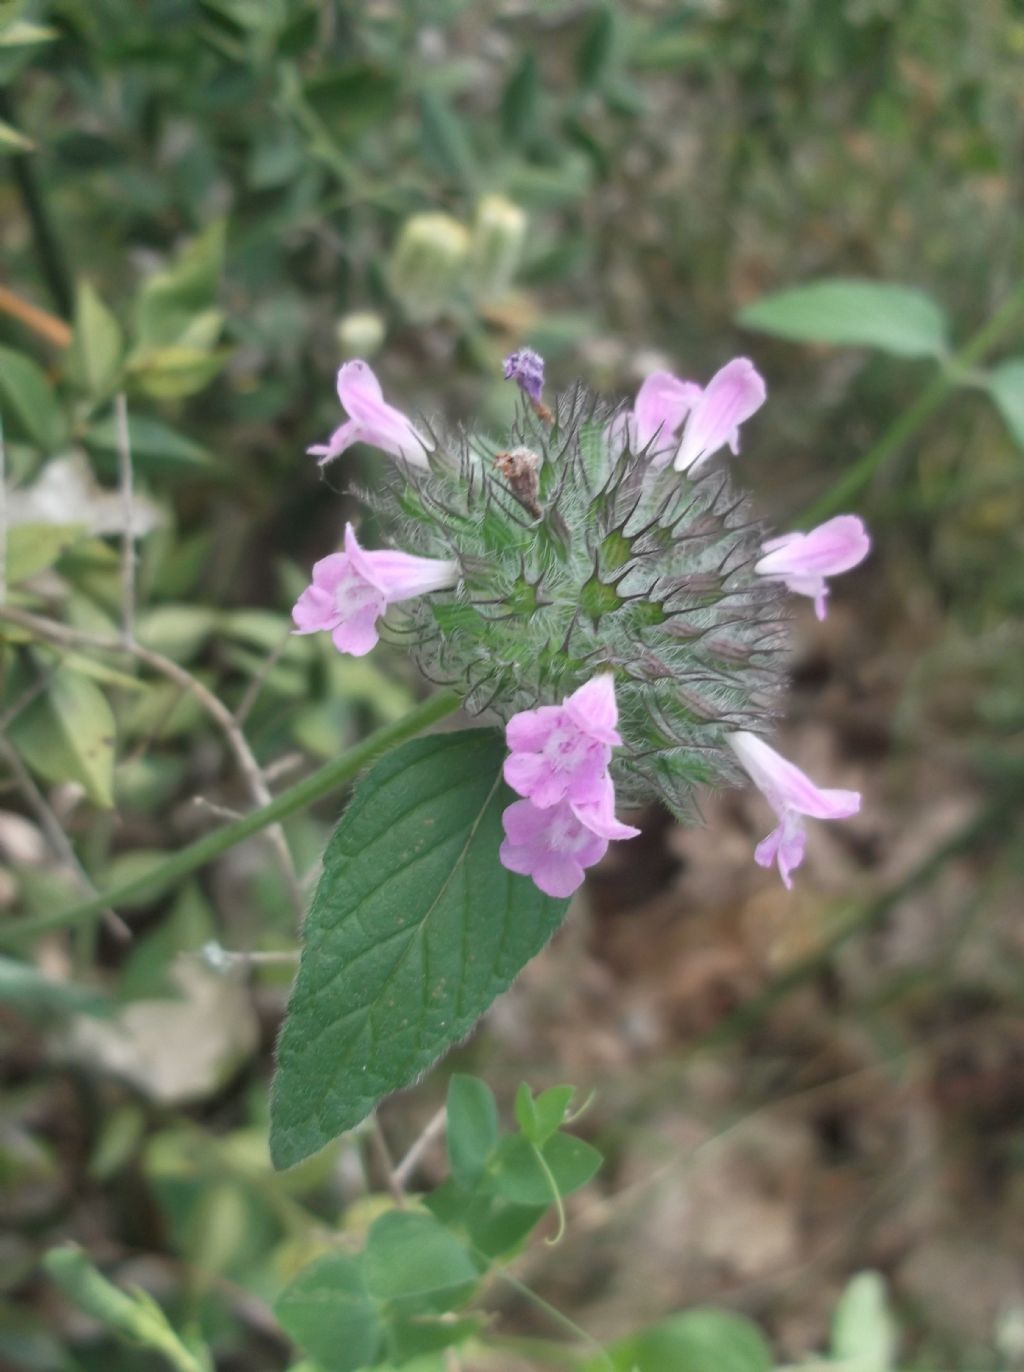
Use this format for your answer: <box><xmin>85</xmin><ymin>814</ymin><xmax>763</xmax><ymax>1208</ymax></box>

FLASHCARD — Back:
<box><xmin>335</xmin><ymin>311</ymin><xmax>386</xmax><ymax>359</ymax></box>
<box><xmin>387</xmin><ymin>212</ymin><xmax>469</xmax><ymax>323</ymax></box>
<box><xmin>469</xmin><ymin>194</ymin><xmax>527</xmax><ymax>302</ymax></box>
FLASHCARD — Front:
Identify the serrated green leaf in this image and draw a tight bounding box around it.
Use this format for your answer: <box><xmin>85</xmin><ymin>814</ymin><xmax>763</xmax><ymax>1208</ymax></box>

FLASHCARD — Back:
<box><xmin>69</xmin><ymin>282</ymin><xmax>124</xmax><ymax>401</ymax></box>
<box><xmin>738</xmin><ymin>279</ymin><xmax>950</xmax><ymax>358</ymax></box>
<box><xmin>986</xmin><ymin>357</ymin><xmax>1024</xmax><ymax>448</ymax></box>
<box><xmin>0</xmin><ymin>345</ymin><xmax>66</xmax><ymax>449</ymax></box>
<box><xmin>4</xmin><ymin>523</ymin><xmax>85</xmax><ymax>586</ymax></box>
<box><xmin>592</xmin><ymin>1308</ymin><xmax>773</xmax><ymax>1372</ymax></box>
<box><xmin>85</xmin><ymin>413</ymin><xmax>214</xmax><ymax>472</ymax></box>
<box><xmin>362</xmin><ymin>1211</ymin><xmax>477</xmax><ymax>1315</ymax></box>
<box><xmin>8</xmin><ymin>667</ymin><xmax>116</xmax><ymax>807</ymax></box>
<box><xmin>275</xmin><ymin>1254</ymin><xmax>381</xmax><ymax>1372</ymax></box>
<box><xmin>831</xmin><ymin>1271</ymin><xmax>897</xmax><ymax>1371</ymax></box>
<box><xmin>447</xmin><ymin>1075</ymin><xmax>499</xmax><ymax>1187</ymax></box>
<box><xmin>269</xmin><ymin>730</ymin><xmax>570</xmax><ymax>1169</ymax></box>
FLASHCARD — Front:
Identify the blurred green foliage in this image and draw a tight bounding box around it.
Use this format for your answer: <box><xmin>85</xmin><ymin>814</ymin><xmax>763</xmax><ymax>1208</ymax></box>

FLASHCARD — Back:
<box><xmin>2</xmin><ymin>0</ymin><xmax>1023</xmax><ymax>1368</ymax></box>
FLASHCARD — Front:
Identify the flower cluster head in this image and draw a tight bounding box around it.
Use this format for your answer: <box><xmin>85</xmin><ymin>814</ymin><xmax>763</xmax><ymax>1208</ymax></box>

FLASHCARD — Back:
<box><xmin>294</xmin><ymin>351</ymin><xmax>870</xmax><ymax>893</ymax></box>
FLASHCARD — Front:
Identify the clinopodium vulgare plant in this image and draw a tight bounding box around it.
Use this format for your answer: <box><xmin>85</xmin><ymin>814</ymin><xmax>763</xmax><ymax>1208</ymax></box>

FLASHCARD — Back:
<box><xmin>294</xmin><ymin>351</ymin><xmax>869</xmax><ymax>895</ymax></box>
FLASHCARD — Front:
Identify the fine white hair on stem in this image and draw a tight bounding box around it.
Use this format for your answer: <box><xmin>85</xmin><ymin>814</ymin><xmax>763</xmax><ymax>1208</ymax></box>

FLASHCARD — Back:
<box><xmin>114</xmin><ymin>392</ymin><xmax>136</xmax><ymax>646</ymax></box>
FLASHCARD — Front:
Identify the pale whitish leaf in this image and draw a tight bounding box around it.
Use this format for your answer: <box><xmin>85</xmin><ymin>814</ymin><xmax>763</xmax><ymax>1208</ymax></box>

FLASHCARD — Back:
<box><xmin>69</xmin><ymin>282</ymin><xmax>124</xmax><ymax>400</ymax></box>
<box><xmin>0</xmin><ymin>116</ymin><xmax>34</xmax><ymax>150</ymax></box>
<box><xmin>831</xmin><ymin>1271</ymin><xmax>898</xmax><ymax>1371</ymax></box>
<box><xmin>8</xmin><ymin>667</ymin><xmax>117</xmax><ymax>807</ymax></box>
<box><xmin>986</xmin><ymin>357</ymin><xmax>1024</xmax><ymax>449</ymax></box>
<box><xmin>738</xmin><ymin>279</ymin><xmax>950</xmax><ymax>358</ymax></box>
<box><xmin>0</xmin><ymin>345</ymin><xmax>66</xmax><ymax>448</ymax></box>
<box><xmin>269</xmin><ymin>730</ymin><xmax>571</xmax><ymax>1169</ymax></box>
<box><xmin>0</xmin><ymin>21</ymin><xmax>59</xmax><ymax>46</ymax></box>
<box><xmin>5</xmin><ymin>454</ymin><xmax>162</xmax><ymax>537</ymax></box>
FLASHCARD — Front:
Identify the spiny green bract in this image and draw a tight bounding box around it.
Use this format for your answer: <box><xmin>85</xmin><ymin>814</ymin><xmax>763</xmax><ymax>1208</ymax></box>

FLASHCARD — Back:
<box><xmin>369</xmin><ymin>385</ymin><xmax>789</xmax><ymax>821</ymax></box>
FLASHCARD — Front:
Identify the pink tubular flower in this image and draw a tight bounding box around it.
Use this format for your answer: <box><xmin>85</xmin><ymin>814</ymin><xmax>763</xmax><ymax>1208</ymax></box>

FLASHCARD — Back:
<box><xmin>755</xmin><ymin>515</ymin><xmax>870</xmax><ymax>620</ymax></box>
<box><xmin>727</xmin><ymin>731</ymin><xmax>861</xmax><ymax>889</ymax></box>
<box><xmin>307</xmin><ymin>359</ymin><xmax>432</xmax><ymax>469</ymax></box>
<box><xmin>499</xmin><ymin>799</ymin><xmax>610</xmax><ymax>899</ymax></box>
<box><xmin>503</xmin><ymin>674</ymin><xmax>622</xmax><ymax>810</ymax></box>
<box><xmin>291</xmin><ymin>523</ymin><xmax>458</xmax><ymax>656</ymax></box>
<box><xmin>610</xmin><ymin>371</ymin><xmax>702</xmax><ymax>465</ymax></box>
<box><xmin>673</xmin><ymin>357</ymin><xmax>766</xmax><ymax>474</ymax></box>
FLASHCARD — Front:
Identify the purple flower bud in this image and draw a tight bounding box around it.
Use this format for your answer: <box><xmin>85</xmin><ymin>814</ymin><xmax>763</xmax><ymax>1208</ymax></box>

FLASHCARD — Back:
<box><xmin>503</xmin><ymin>348</ymin><xmax>546</xmax><ymax>405</ymax></box>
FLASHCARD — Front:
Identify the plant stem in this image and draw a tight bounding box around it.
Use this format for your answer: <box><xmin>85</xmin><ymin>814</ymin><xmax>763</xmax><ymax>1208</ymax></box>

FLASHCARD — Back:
<box><xmin>0</xmin><ymin>90</ymin><xmax>73</xmax><ymax>317</ymax></box>
<box><xmin>0</xmin><ymin>690</ymin><xmax>461</xmax><ymax>945</ymax></box>
<box><xmin>801</xmin><ymin>278</ymin><xmax>1024</xmax><ymax>525</ymax></box>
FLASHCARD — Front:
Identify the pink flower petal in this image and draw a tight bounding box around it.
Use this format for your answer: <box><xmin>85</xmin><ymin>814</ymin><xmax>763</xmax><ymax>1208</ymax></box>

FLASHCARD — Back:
<box><xmin>503</xmin><ymin>752</ymin><xmax>551</xmax><ymax>802</ymax></box>
<box><xmin>571</xmin><ymin>778</ymin><xmax>641</xmax><ymax>841</ymax></box>
<box><xmin>331</xmin><ymin>607</ymin><xmax>382</xmax><ymax>657</ymax></box>
<box><xmin>632</xmin><ymin>372</ymin><xmax>701</xmax><ymax>451</ymax></box>
<box><xmin>564</xmin><ymin>674</ymin><xmax>622</xmax><ymax>746</ymax></box>
<box><xmin>291</xmin><ymin>583</ymin><xmax>340</xmax><ymax>634</ymax></box>
<box><xmin>674</xmin><ymin>357</ymin><xmax>766</xmax><ymax>473</ymax></box>
<box><xmin>529</xmin><ymin>852</ymin><xmax>588</xmax><ymax>899</ymax></box>
<box><xmin>506</xmin><ymin>705</ymin><xmax>563</xmax><ymax>753</ymax></box>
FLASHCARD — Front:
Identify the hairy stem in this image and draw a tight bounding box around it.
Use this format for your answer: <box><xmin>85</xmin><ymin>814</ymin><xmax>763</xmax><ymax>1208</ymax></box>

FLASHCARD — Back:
<box><xmin>0</xmin><ymin>689</ymin><xmax>461</xmax><ymax>945</ymax></box>
<box><xmin>801</xmin><ymin>278</ymin><xmax>1024</xmax><ymax>524</ymax></box>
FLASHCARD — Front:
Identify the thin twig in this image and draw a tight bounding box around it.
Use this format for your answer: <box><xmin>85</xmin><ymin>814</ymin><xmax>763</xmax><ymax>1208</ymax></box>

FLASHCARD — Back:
<box><xmin>0</xmin><ymin>604</ymin><xmax>303</xmax><ymax>917</ymax></box>
<box><xmin>235</xmin><ymin>626</ymin><xmax>293</xmax><ymax>726</ymax></box>
<box><xmin>0</xmin><ymin>734</ymin><xmax>131</xmax><ymax>942</ymax></box>
<box><xmin>368</xmin><ymin>1116</ymin><xmax>407</xmax><ymax>1208</ymax></box>
<box><xmin>0</xmin><ymin>689</ymin><xmax>462</xmax><ymax>945</ymax></box>
<box><xmin>113</xmin><ymin>393</ymin><xmax>136</xmax><ymax>647</ymax></box>
<box><xmin>393</xmin><ymin>1105</ymin><xmax>448</xmax><ymax>1188</ymax></box>
<box><xmin>0</xmin><ymin>283</ymin><xmax>73</xmax><ymax>349</ymax></box>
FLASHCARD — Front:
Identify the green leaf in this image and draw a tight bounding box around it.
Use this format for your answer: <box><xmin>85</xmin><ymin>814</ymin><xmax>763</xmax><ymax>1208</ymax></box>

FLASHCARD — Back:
<box><xmin>8</xmin><ymin>667</ymin><xmax>116</xmax><ymax>807</ymax></box>
<box><xmin>986</xmin><ymin>357</ymin><xmax>1024</xmax><ymax>449</ymax></box>
<box><xmin>85</xmin><ymin>413</ymin><xmax>214</xmax><ymax>472</ymax></box>
<box><xmin>737</xmin><ymin>279</ymin><xmax>950</xmax><ymax>358</ymax></box>
<box><xmin>514</xmin><ymin>1082</ymin><xmax>539</xmax><ymax>1139</ymax></box>
<box><xmin>270</xmin><ymin>730</ymin><xmax>570</xmax><ymax>1170</ymax></box>
<box><xmin>577</xmin><ymin>4</ymin><xmax>618</xmax><ymax>89</ymax></box>
<box><xmin>418</xmin><ymin>89</ymin><xmax>477</xmax><ymax>188</ymax></box>
<box><xmin>4</xmin><ymin>523</ymin><xmax>85</xmax><ymax>586</ymax></box>
<box><xmin>69</xmin><ymin>282</ymin><xmax>124</xmax><ymax>401</ymax></box>
<box><xmin>529</xmin><ymin>1085</ymin><xmax>576</xmax><ymax>1143</ymax></box>
<box><xmin>446</xmin><ymin>1075</ymin><xmax>499</xmax><ymax>1187</ymax></box>
<box><xmin>275</xmin><ymin>1254</ymin><xmax>381</xmax><ymax>1372</ymax></box>
<box><xmin>831</xmin><ymin>1271</ymin><xmax>897</xmax><ymax>1371</ymax></box>
<box><xmin>129</xmin><ymin>344</ymin><xmax>230</xmax><ymax>399</ymax></box>
<box><xmin>134</xmin><ymin>221</ymin><xmax>225</xmax><ymax>348</ymax></box>
<box><xmin>0</xmin><ymin>956</ymin><xmax>109</xmax><ymax>1021</ymax></box>
<box><xmin>0</xmin><ymin>345</ymin><xmax>66</xmax><ymax>449</ymax></box>
<box><xmin>593</xmin><ymin>1308</ymin><xmax>773</xmax><ymax>1372</ymax></box>
<box><xmin>490</xmin><ymin>1132</ymin><xmax>601</xmax><ymax>1207</ymax></box>
<box><xmin>0</xmin><ymin>21</ymin><xmax>60</xmax><ymax>46</ymax></box>
<box><xmin>500</xmin><ymin>52</ymin><xmax>541</xmax><ymax>146</ymax></box>
<box><xmin>362</xmin><ymin>1211</ymin><xmax>477</xmax><ymax>1315</ymax></box>
<box><xmin>0</xmin><ymin>116</ymin><xmax>34</xmax><ymax>151</ymax></box>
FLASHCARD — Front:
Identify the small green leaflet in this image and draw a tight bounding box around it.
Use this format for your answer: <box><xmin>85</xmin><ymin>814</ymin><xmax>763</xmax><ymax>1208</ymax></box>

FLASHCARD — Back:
<box><xmin>270</xmin><ymin>730</ymin><xmax>571</xmax><ymax>1170</ymax></box>
<box><xmin>738</xmin><ymin>279</ymin><xmax>950</xmax><ymax>359</ymax></box>
<box><xmin>986</xmin><ymin>356</ymin><xmax>1024</xmax><ymax>449</ymax></box>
